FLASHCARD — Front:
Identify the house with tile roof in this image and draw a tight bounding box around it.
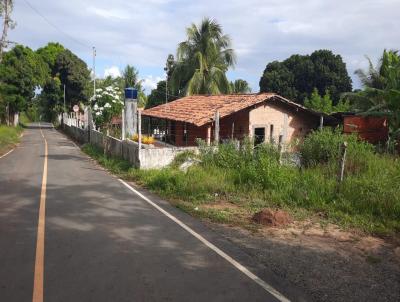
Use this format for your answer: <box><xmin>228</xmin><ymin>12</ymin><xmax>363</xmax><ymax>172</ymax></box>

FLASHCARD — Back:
<box><xmin>141</xmin><ymin>93</ymin><xmax>334</xmax><ymax>147</ymax></box>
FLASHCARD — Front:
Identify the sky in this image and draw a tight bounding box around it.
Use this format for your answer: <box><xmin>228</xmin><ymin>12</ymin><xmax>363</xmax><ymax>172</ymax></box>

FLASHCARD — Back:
<box><xmin>8</xmin><ymin>0</ymin><xmax>400</xmax><ymax>94</ymax></box>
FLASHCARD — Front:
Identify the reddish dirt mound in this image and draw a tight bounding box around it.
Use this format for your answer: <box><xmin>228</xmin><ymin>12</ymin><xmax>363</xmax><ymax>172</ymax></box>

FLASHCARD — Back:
<box><xmin>252</xmin><ymin>208</ymin><xmax>292</xmax><ymax>227</ymax></box>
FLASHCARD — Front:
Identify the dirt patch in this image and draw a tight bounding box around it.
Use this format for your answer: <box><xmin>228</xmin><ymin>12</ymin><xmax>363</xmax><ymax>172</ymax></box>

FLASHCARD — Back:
<box><xmin>252</xmin><ymin>208</ymin><xmax>292</xmax><ymax>227</ymax></box>
<box><xmin>201</xmin><ymin>200</ymin><xmax>241</xmax><ymax>211</ymax></box>
<box><xmin>206</xmin><ymin>219</ymin><xmax>400</xmax><ymax>302</ymax></box>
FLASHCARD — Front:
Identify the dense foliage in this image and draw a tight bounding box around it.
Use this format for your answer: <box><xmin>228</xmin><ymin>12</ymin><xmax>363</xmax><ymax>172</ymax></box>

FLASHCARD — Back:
<box><xmin>54</xmin><ymin>49</ymin><xmax>91</xmax><ymax>107</ymax></box>
<box><xmin>0</xmin><ymin>45</ymin><xmax>47</xmax><ymax>122</ymax></box>
<box><xmin>146</xmin><ymin>80</ymin><xmax>176</xmax><ymax>109</ymax></box>
<box><xmin>259</xmin><ymin>50</ymin><xmax>352</xmax><ymax>104</ymax></box>
<box><xmin>304</xmin><ymin>88</ymin><xmax>350</xmax><ymax>113</ymax></box>
<box><xmin>171</xmin><ymin>18</ymin><xmax>236</xmax><ymax>95</ymax></box>
<box><xmin>229</xmin><ymin>79</ymin><xmax>251</xmax><ymax>93</ymax></box>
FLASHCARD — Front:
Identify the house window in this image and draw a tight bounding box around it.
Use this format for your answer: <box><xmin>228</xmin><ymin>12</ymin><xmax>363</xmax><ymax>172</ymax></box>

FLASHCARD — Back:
<box><xmin>254</xmin><ymin>127</ymin><xmax>265</xmax><ymax>146</ymax></box>
<box><xmin>269</xmin><ymin>124</ymin><xmax>274</xmax><ymax>143</ymax></box>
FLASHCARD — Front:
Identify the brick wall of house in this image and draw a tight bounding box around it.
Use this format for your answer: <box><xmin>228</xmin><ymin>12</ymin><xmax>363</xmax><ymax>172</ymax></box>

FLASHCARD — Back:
<box><xmin>163</xmin><ymin>101</ymin><xmax>319</xmax><ymax>147</ymax></box>
<box><xmin>249</xmin><ymin>101</ymin><xmax>317</xmax><ymax>144</ymax></box>
<box><xmin>218</xmin><ymin>109</ymin><xmax>250</xmax><ymax>141</ymax></box>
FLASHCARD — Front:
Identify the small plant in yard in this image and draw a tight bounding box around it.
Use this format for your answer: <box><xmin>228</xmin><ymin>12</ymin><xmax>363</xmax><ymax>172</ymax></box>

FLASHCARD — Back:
<box><xmin>92</xmin><ymin>86</ymin><xmax>124</xmax><ymax>132</ymax></box>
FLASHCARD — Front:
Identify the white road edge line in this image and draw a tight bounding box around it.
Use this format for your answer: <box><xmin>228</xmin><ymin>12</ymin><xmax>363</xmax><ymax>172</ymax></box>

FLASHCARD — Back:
<box><xmin>118</xmin><ymin>178</ymin><xmax>290</xmax><ymax>302</ymax></box>
<box><xmin>0</xmin><ymin>148</ymin><xmax>15</xmax><ymax>159</ymax></box>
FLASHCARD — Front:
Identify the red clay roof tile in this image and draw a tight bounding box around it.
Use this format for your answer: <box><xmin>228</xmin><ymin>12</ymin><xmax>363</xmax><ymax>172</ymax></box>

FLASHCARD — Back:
<box><xmin>141</xmin><ymin>93</ymin><xmax>277</xmax><ymax>126</ymax></box>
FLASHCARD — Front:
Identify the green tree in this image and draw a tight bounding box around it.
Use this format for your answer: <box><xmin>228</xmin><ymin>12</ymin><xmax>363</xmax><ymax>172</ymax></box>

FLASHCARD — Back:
<box><xmin>36</xmin><ymin>42</ymin><xmax>65</xmax><ymax>76</ymax></box>
<box><xmin>259</xmin><ymin>50</ymin><xmax>352</xmax><ymax>104</ymax></box>
<box><xmin>39</xmin><ymin>76</ymin><xmax>63</xmax><ymax>121</ymax></box>
<box><xmin>122</xmin><ymin>65</ymin><xmax>147</xmax><ymax>107</ymax></box>
<box><xmin>54</xmin><ymin>49</ymin><xmax>90</xmax><ymax>109</ymax></box>
<box><xmin>171</xmin><ymin>17</ymin><xmax>236</xmax><ymax>95</ymax></box>
<box><xmin>259</xmin><ymin>61</ymin><xmax>297</xmax><ymax>99</ymax></box>
<box><xmin>146</xmin><ymin>80</ymin><xmax>175</xmax><ymax>109</ymax></box>
<box><xmin>0</xmin><ymin>45</ymin><xmax>47</xmax><ymax>122</ymax></box>
<box><xmin>229</xmin><ymin>79</ymin><xmax>251</xmax><ymax>93</ymax></box>
<box><xmin>304</xmin><ymin>88</ymin><xmax>350</xmax><ymax>113</ymax></box>
<box><xmin>122</xmin><ymin>65</ymin><xmax>141</xmax><ymax>88</ymax></box>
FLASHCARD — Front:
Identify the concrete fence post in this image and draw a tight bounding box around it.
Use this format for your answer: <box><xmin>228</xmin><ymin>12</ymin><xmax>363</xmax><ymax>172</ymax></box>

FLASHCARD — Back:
<box><xmin>138</xmin><ymin>110</ymin><xmax>142</xmax><ymax>154</ymax></box>
<box><xmin>121</xmin><ymin>108</ymin><xmax>126</xmax><ymax>140</ymax></box>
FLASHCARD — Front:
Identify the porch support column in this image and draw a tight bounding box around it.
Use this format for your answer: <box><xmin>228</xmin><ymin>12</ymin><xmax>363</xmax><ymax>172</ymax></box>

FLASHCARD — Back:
<box><xmin>206</xmin><ymin>125</ymin><xmax>211</xmax><ymax>146</ymax></box>
<box><xmin>319</xmin><ymin>115</ymin><xmax>324</xmax><ymax>130</ymax></box>
<box><xmin>214</xmin><ymin>110</ymin><xmax>220</xmax><ymax>145</ymax></box>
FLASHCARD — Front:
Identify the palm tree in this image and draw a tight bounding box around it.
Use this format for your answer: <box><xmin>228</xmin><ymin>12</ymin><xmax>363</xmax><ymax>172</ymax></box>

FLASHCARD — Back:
<box><xmin>123</xmin><ymin>65</ymin><xmax>142</xmax><ymax>89</ymax></box>
<box><xmin>230</xmin><ymin>79</ymin><xmax>251</xmax><ymax>93</ymax></box>
<box><xmin>171</xmin><ymin>17</ymin><xmax>236</xmax><ymax>95</ymax></box>
<box><xmin>122</xmin><ymin>65</ymin><xmax>147</xmax><ymax>107</ymax></box>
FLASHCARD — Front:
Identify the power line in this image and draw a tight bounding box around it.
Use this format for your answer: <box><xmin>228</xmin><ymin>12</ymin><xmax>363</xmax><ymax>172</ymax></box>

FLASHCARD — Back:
<box><xmin>22</xmin><ymin>0</ymin><xmax>91</xmax><ymax>49</ymax></box>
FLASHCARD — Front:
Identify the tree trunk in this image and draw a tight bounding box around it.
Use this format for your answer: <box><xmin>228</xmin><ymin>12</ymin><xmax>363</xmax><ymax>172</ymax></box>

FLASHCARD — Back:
<box><xmin>0</xmin><ymin>0</ymin><xmax>11</xmax><ymax>63</ymax></box>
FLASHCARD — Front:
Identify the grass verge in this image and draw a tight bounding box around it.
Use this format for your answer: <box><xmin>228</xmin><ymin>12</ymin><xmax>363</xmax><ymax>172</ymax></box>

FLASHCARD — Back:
<box><xmin>0</xmin><ymin>125</ymin><xmax>23</xmax><ymax>156</ymax></box>
<box><xmin>82</xmin><ymin>129</ymin><xmax>400</xmax><ymax>238</ymax></box>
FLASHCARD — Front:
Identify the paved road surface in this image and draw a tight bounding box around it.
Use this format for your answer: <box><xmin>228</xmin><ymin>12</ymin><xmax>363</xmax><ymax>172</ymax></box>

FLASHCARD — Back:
<box><xmin>0</xmin><ymin>124</ymin><xmax>300</xmax><ymax>302</ymax></box>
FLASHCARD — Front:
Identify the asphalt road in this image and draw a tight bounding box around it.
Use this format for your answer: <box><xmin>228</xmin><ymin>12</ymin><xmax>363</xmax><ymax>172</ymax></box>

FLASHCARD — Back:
<box><xmin>0</xmin><ymin>123</ymin><xmax>301</xmax><ymax>302</ymax></box>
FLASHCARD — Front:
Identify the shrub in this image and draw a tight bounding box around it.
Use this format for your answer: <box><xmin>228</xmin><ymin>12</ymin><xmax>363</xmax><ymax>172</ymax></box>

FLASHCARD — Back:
<box><xmin>299</xmin><ymin>127</ymin><xmax>375</xmax><ymax>168</ymax></box>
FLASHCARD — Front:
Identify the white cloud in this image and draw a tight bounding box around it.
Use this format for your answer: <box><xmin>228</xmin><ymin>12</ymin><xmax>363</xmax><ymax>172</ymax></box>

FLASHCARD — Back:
<box><xmin>87</xmin><ymin>7</ymin><xmax>130</xmax><ymax>20</ymax></box>
<box><xmin>141</xmin><ymin>75</ymin><xmax>164</xmax><ymax>92</ymax></box>
<box><xmin>104</xmin><ymin>66</ymin><xmax>121</xmax><ymax>78</ymax></box>
<box><xmin>9</xmin><ymin>0</ymin><xmax>400</xmax><ymax>91</ymax></box>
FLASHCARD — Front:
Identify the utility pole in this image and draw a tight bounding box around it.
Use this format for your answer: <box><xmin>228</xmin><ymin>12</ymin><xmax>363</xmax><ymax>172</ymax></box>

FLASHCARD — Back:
<box><xmin>164</xmin><ymin>65</ymin><xmax>168</xmax><ymax>104</ymax></box>
<box><xmin>93</xmin><ymin>46</ymin><xmax>96</xmax><ymax>100</ymax></box>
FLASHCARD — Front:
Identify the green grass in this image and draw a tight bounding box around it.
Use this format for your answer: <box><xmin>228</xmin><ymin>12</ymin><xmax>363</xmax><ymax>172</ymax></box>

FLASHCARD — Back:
<box><xmin>0</xmin><ymin>125</ymin><xmax>23</xmax><ymax>155</ymax></box>
<box><xmin>81</xmin><ymin>130</ymin><xmax>400</xmax><ymax>237</ymax></box>
<box><xmin>19</xmin><ymin>112</ymin><xmax>32</xmax><ymax>127</ymax></box>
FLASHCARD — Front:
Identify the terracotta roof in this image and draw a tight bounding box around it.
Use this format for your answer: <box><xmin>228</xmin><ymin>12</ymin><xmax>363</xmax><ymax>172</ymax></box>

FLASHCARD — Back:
<box><xmin>141</xmin><ymin>93</ymin><xmax>326</xmax><ymax>126</ymax></box>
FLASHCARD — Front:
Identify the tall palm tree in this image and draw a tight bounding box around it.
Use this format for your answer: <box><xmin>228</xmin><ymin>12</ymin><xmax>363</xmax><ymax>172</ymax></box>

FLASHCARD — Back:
<box><xmin>171</xmin><ymin>18</ymin><xmax>236</xmax><ymax>95</ymax></box>
<box><xmin>123</xmin><ymin>65</ymin><xmax>142</xmax><ymax>90</ymax></box>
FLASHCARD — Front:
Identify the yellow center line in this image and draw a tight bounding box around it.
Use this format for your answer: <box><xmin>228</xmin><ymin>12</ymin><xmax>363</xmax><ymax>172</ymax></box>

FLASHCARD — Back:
<box><xmin>32</xmin><ymin>125</ymin><xmax>48</xmax><ymax>302</ymax></box>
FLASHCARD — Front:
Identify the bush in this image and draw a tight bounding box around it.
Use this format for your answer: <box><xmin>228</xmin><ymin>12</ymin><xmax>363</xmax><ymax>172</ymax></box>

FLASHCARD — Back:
<box><xmin>299</xmin><ymin>127</ymin><xmax>375</xmax><ymax>169</ymax></box>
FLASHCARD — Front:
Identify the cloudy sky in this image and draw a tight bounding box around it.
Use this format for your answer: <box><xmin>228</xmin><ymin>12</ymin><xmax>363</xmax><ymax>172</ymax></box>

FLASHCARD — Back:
<box><xmin>9</xmin><ymin>0</ymin><xmax>400</xmax><ymax>93</ymax></box>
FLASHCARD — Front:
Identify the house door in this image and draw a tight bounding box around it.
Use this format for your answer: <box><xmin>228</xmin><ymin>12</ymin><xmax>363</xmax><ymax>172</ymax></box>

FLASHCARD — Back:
<box><xmin>254</xmin><ymin>127</ymin><xmax>265</xmax><ymax>145</ymax></box>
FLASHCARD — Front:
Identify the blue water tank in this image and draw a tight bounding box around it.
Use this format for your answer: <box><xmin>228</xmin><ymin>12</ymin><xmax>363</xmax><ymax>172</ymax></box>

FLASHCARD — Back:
<box><xmin>125</xmin><ymin>88</ymin><xmax>138</xmax><ymax>99</ymax></box>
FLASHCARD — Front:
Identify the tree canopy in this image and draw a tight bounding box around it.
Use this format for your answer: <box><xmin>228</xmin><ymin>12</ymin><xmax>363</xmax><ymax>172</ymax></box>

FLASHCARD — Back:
<box><xmin>304</xmin><ymin>88</ymin><xmax>350</xmax><ymax>113</ymax></box>
<box><xmin>230</xmin><ymin>79</ymin><xmax>251</xmax><ymax>93</ymax></box>
<box><xmin>146</xmin><ymin>80</ymin><xmax>176</xmax><ymax>109</ymax></box>
<box><xmin>259</xmin><ymin>50</ymin><xmax>352</xmax><ymax>104</ymax></box>
<box><xmin>171</xmin><ymin>18</ymin><xmax>236</xmax><ymax>95</ymax></box>
<box><xmin>54</xmin><ymin>49</ymin><xmax>90</xmax><ymax>109</ymax></box>
<box><xmin>0</xmin><ymin>45</ymin><xmax>47</xmax><ymax>121</ymax></box>
<box><xmin>36</xmin><ymin>42</ymin><xmax>65</xmax><ymax>76</ymax></box>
